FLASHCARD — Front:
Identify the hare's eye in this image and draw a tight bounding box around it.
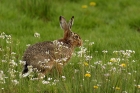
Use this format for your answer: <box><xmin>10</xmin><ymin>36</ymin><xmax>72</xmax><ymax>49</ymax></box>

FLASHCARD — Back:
<box><xmin>74</xmin><ymin>35</ymin><xmax>79</xmax><ymax>39</ymax></box>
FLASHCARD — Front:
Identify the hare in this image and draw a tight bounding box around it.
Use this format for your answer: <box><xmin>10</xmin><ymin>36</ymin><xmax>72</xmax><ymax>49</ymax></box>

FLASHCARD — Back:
<box><xmin>22</xmin><ymin>16</ymin><xmax>82</xmax><ymax>77</ymax></box>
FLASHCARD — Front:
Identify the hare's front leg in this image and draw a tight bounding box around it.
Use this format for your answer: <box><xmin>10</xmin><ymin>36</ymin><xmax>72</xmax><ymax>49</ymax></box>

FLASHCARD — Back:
<box><xmin>55</xmin><ymin>62</ymin><xmax>65</xmax><ymax>76</ymax></box>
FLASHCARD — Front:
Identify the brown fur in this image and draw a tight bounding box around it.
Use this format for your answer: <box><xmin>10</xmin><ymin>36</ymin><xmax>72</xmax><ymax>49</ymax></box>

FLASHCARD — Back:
<box><xmin>22</xmin><ymin>16</ymin><xmax>82</xmax><ymax>76</ymax></box>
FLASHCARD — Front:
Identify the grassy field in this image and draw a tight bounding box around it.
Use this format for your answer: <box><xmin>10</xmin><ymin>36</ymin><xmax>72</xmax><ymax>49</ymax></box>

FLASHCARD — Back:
<box><xmin>0</xmin><ymin>0</ymin><xmax>140</xmax><ymax>93</ymax></box>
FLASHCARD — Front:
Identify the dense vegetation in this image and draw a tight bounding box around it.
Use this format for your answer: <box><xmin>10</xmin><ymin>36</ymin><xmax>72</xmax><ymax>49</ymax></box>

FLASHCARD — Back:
<box><xmin>0</xmin><ymin>0</ymin><xmax>140</xmax><ymax>93</ymax></box>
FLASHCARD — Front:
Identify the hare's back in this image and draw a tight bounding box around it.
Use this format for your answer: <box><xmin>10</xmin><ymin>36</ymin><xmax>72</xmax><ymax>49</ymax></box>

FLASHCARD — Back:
<box><xmin>25</xmin><ymin>41</ymin><xmax>55</xmax><ymax>54</ymax></box>
<box><xmin>23</xmin><ymin>41</ymin><xmax>55</xmax><ymax>60</ymax></box>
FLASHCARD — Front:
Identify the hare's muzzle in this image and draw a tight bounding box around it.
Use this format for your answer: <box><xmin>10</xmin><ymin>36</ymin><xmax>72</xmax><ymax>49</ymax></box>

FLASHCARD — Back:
<box><xmin>77</xmin><ymin>40</ymin><xmax>83</xmax><ymax>47</ymax></box>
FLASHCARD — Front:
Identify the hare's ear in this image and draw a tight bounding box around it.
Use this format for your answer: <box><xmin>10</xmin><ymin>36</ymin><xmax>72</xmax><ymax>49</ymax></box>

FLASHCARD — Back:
<box><xmin>59</xmin><ymin>16</ymin><xmax>68</xmax><ymax>31</ymax></box>
<box><xmin>68</xmin><ymin>16</ymin><xmax>74</xmax><ymax>29</ymax></box>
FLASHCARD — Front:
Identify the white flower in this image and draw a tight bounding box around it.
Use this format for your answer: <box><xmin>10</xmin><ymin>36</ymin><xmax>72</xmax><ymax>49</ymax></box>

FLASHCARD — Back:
<box><xmin>46</xmin><ymin>51</ymin><xmax>50</xmax><ymax>54</ymax></box>
<box><xmin>54</xmin><ymin>79</ymin><xmax>59</xmax><ymax>83</ymax></box>
<box><xmin>19</xmin><ymin>60</ymin><xmax>26</xmax><ymax>65</ymax></box>
<box><xmin>0</xmin><ymin>71</ymin><xmax>5</xmax><ymax>83</ymax></box>
<box><xmin>11</xmin><ymin>52</ymin><xmax>16</xmax><ymax>55</ymax></box>
<box><xmin>128</xmin><ymin>73</ymin><xmax>131</xmax><ymax>75</ymax></box>
<box><xmin>86</xmin><ymin>71</ymin><xmax>90</xmax><ymax>74</ymax></box>
<box><xmin>104</xmin><ymin>73</ymin><xmax>110</xmax><ymax>77</ymax></box>
<box><xmin>34</xmin><ymin>32</ymin><xmax>40</xmax><ymax>38</ymax></box>
<box><xmin>58</xmin><ymin>63</ymin><xmax>63</xmax><ymax>66</ymax></box>
<box><xmin>77</xmin><ymin>46</ymin><xmax>87</xmax><ymax>57</ymax></box>
<box><xmin>62</xmin><ymin>57</ymin><xmax>68</xmax><ymax>61</ymax></box>
<box><xmin>89</xmin><ymin>42</ymin><xmax>94</xmax><ymax>45</ymax></box>
<box><xmin>113</xmin><ymin>50</ymin><xmax>118</xmax><ymax>54</ymax></box>
<box><xmin>8</xmin><ymin>69</ymin><xmax>16</xmax><ymax>78</ymax></box>
<box><xmin>11</xmin><ymin>80</ymin><xmax>19</xmax><ymax>85</ymax></box>
<box><xmin>85</xmin><ymin>55</ymin><xmax>92</xmax><ymax>61</ymax></box>
<box><xmin>28</xmin><ymin>66</ymin><xmax>33</xmax><ymax>71</ymax></box>
<box><xmin>0</xmin><ymin>34</ymin><xmax>5</xmax><ymax>39</ymax></box>
<box><xmin>53</xmin><ymin>40</ymin><xmax>63</xmax><ymax>46</ymax></box>
<box><xmin>42</xmin><ymin>80</ymin><xmax>50</xmax><ymax>84</ymax></box>
<box><xmin>55</xmin><ymin>59</ymin><xmax>61</xmax><ymax>63</ymax></box>
<box><xmin>111</xmin><ymin>67</ymin><xmax>116</xmax><ymax>72</ymax></box>
<box><xmin>9</xmin><ymin>60</ymin><xmax>17</xmax><ymax>67</ymax></box>
<box><xmin>44</xmin><ymin>59</ymin><xmax>50</xmax><ymax>63</ymax></box>
<box><xmin>31</xmin><ymin>78</ymin><xmax>39</xmax><ymax>81</ymax></box>
<box><xmin>48</xmin><ymin>77</ymin><xmax>52</xmax><ymax>81</ymax></box>
<box><xmin>62</xmin><ymin>76</ymin><xmax>66</xmax><ymax>79</ymax></box>
<box><xmin>132</xmin><ymin>60</ymin><xmax>135</xmax><ymax>62</ymax></box>
<box><xmin>94</xmin><ymin>61</ymin><xmax>102</xmax><ymax>65</ymax></box>
<box><xmin>62</xmin><ymin>76</ymin><xmax>66</xmax><ymax>80</ymax></box>
<box><xmin>44</xmin><ymin>66</ymin><xmax>51</xmax><ymax>69</ymax></box>
<box><xmin>85</xmin><ymin>40</ymin><xmax>89</xmax><ymax>42</ymax></box>
<box><xmin>74</xmin><ymin>69</ymin><xmax>79</xmax><ymax>73</ymax></box>
<box><xmin>63</xmin><ymin>46</ymin><xmax>68</xmax><ymax>49</ymax></box>
<box><xmin>2</xmin><ymin>60</ymin><xmax>7</xmax><ymax>63</ymax></box>
<box><xmin>5</xmin><ymin>35</ymin><xmax>11</xmax><ymax>38</ymax></box>
<box><xmin>102</xmin><ymin>50</ymin><xmax>108</xmax><ymax>53</ymax></box>
<box><xmin>6</xmin><ymin>39</ymin><xmax>11</xmax><ymax>43</ymax></box>
<box><xmin>26</xmin><ymin>44</ymin><xmax>31</xmax><ymax>47</ymax></box>
<box><xmin>110</xmin><ymin>58</ymin><xmax>120</xmax><ymax>62</ymax></box>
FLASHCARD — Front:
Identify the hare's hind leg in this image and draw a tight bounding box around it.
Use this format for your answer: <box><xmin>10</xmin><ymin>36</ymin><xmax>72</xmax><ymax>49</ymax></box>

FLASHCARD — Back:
<box><xmin>38</xmin><ymin>62</ymin><xmax>54</xmax><ymax>79</ymax></box>
<box><xmin>38</xmin><ymin>69</ymin><xmax>53</xmax><ymax>79</ymax></box>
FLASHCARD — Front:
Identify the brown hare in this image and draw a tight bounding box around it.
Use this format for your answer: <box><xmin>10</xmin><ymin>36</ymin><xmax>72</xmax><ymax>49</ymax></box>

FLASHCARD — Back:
<box><xmin>22</xmin><ymin>16</ymin><xmax>82</xmax><ymax>77</ymax></box>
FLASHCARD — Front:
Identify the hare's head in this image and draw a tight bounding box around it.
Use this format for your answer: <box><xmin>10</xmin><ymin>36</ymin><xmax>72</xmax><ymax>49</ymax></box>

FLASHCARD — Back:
<box><xmin>59</xmin><ymin>16</ymin><xmax>82</xmax><ymax>47</ymax></box>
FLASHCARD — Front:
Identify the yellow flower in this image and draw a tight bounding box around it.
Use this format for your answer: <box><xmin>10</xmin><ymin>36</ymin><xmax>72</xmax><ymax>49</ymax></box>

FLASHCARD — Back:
<box><xmin>85</xmin><ymin>73</ymin><xmax>91</xmax><ymax>77</ymax></box>
<box><xmin>120</xmin><ymin>63</ymin><xmax>126</xmax><ymax>67</ymax></box>
<box><xmin>84</xmin><ymin>62</ymin><xmax>89</xmax><ymax>66</ymax></box>
<box><xmin>93</xmin><ymin>85</ymin><xmax>98</xmax><ymax>89</ymax></box>
<box><xmin>115</xmin><ymin>87</ymin><xmax>120</xmax><ymax>90</ymax></box>
<box><xmin>90</xmin><ymin>2</ymin><xmax>96</xmax><ymax>6</ymax></box>
<box><xmin>82</xmin><ymin>5</ymin><xmax>88</xmax><ymax>9</ymax></box>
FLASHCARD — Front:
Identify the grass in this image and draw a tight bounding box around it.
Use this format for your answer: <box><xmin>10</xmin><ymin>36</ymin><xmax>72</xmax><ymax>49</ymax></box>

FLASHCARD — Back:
<box><xmin>0</xmin><ymin>0</ymin><xmax>140</xmax><ymax>93</ymax></box>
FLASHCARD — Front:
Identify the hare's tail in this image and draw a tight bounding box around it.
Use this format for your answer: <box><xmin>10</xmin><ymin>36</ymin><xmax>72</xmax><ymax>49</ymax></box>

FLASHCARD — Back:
<box><xmin>22</xmin><ymin>63</ymin><xmax>28</xmax><ymax>74</ymax></box>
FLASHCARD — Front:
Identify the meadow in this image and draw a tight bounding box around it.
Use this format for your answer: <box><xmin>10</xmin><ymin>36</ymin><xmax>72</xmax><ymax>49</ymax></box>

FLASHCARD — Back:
<box><xmin>0</xmin><ymin>0</ymin><xmax>140</xmax><ymax>93</ymax></box>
